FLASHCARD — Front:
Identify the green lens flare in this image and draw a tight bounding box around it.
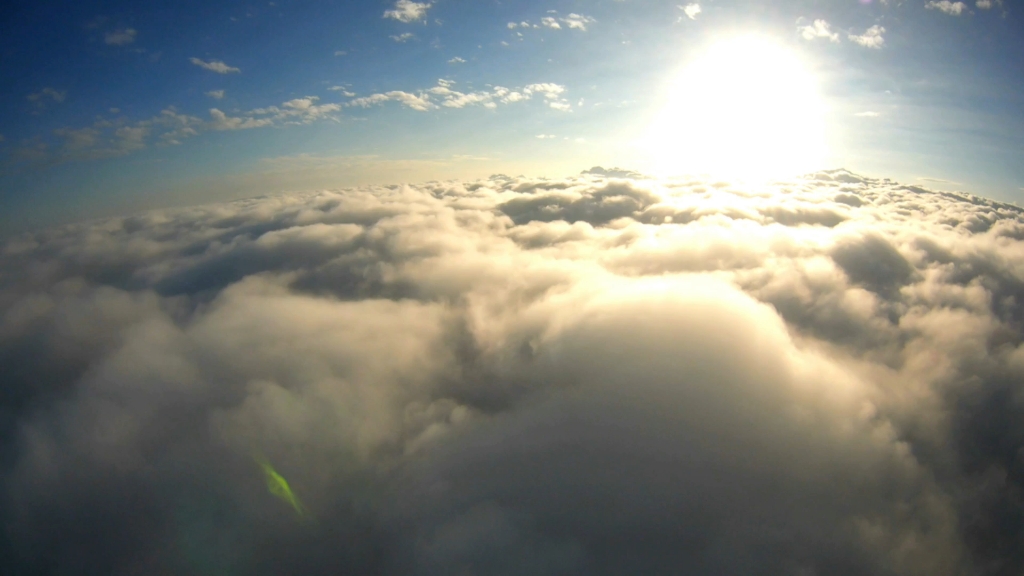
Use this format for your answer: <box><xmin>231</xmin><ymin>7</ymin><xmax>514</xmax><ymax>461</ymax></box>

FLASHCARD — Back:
<box><xmin>253</xmin><ymin>455</ymin><xmax>307</xmax><ymax>518</ymax></box>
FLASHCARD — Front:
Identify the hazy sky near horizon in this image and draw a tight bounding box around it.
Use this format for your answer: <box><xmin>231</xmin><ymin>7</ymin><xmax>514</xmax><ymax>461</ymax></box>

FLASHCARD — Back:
<box><xmin>1</xmin><ymin>0</ymin><xmax>1022</xmax><ymax>232</ymax></box>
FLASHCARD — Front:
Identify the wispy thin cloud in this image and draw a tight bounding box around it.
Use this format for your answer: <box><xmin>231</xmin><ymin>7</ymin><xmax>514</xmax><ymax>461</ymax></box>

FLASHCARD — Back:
<box><xmin>346</xmin><ymin>80</ymin><xmax>572</xmax><ymax>113</ymax></box>
<box><xmin>512</xmin><ymin>13</ymin><xmax>595</xmax><ymax>32</ymax></box>
<box><xmin>27</xmin><ymin>87</ymin><xmax>67</xmax><ymax>112</ymax></box>
<box><xmin>206</xmin><ymin>90</ymin><xmax>225</xmax><ymax>100</ymax></box>
<box><xmin>104</xmin><ymin>28</ymin><xmax>137</xmax><ymax>45</ymax></box>
<box><xmin>926</xmin><ymin>0</ymin><xmax>968</xmax><ymax>15</ymax></box>
<box><xmin>189</xmin><ymin>57</ymin><xmax>240</xmax><ymax>74</ymax></box>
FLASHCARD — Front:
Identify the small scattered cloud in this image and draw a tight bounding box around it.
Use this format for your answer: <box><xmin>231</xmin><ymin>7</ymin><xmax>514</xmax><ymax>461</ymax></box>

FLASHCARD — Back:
<box><xmin>448</xmin><ymin>56</ymin><xmax>466</xmax><ymax>64</ymax></box>
<box><xmin>680</xmin><ymin>3</ymin><xmax>702</xmax><ymax>20</ymax></box>
<box><xmin>521</xmin><ymin>13</ymin><xmax>595</xmax><ymax>31</ymax></box>
<box><xmin>926</xmin><ymin>0</ymin><xmax>968</xmax><ymax>14</ymax></box>
<box><xmin>206</xmin><ymin>90</ymin><xmax>225</xmax><ymax>100</ymax></box>
<box><xmin>391</xmin><ymin>32</ymin><xmax>415</xmax><ymax>42</ymax></box>
<box><xmin>83</xmin><ymin>15</ymin><xmax>109</xmax><ymax>29</ymax></box>
<box><xmin>104</xmin><ymin>28</ymin><xmax>137</xmax><ymax>45</ymax></box>
<box><xmin>799</xmin><ymin>19</ymin><xmax>840</xmax><ymax>42</ymax></box>
<box><xmin>189</xmin><ymin>57</ymin><xmax>241</xmax><ymax>74</ymax></box>
<box><xmin>855</xmin><ymin>111</ymin><xmax>880</xmax><ymax>117</ymax></box>
<box><xmin>561</xmin><ymin>13</ymin><xmax>596</xmax><ymax>30</ymax></box>
<box><xmin>328</xmin><ymin>86</ymin><xmax>357</xmax><ymax>97</ymax></box>
<box><xmin>848</xmin><ymin>25</ymin><xmax>885</xmax><ymax>48</ymax></box>
<box><xmin>334</xmin><ymin>50</ymin><xmax>347</xmax><ymax>56</ymax></box>
<box><xmin>383</xmin><ymin>0</ymin><xmax>431</xmax><ymax>23</ymax></box>
<box><xmin>536</xmin><ymin>134</ymin><xmax>556</xmax><ymax>139</ymax></box>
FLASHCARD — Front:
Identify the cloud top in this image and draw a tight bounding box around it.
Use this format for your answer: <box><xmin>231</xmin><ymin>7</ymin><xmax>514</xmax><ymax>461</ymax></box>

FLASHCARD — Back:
<box><xmin>3</xmin><ymin>170</ymin><xmax>1024</xmax><ymax>574</ymax></box>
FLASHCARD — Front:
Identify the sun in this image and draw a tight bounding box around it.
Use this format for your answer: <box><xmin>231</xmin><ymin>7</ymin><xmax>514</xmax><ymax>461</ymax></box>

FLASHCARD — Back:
<box><xmin>644</xmin><ymin>35</ymin><xmax>828</xmax><ymax>182</ymax></box>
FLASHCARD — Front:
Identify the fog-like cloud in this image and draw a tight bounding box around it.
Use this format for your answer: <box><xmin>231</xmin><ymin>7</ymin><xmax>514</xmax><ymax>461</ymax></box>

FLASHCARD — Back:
<box><xmin>926</xmin><ymin>0</ymin><xmax>968</xmax><ymax>15</ymax></box>
<box><xmin>384</xmin><ymin>0</ymin><xmax>431</xmax><ymax>23</ymax></box>
<box><xmin>3</xmin><ymin>169</ymin><xmax>1024</xmax><ymax>574</ymax></box>
<box><xmin>190</xmin><ymin>57</ymin><xmax>241</xmax><ymax>74</ymax></box>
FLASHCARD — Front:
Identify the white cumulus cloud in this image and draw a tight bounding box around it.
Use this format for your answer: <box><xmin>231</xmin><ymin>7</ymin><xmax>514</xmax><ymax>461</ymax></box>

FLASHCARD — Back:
<box><xmin>849</xmin><ymin>25</ymin><xmax>886</xmax><ymax>48</ymax></box>
<box><xmin>799</xmin><ymin>19</ymin><xmax>840</xmax><ymax>42</ymax></box>
<box><xmin>561</xmin><ymin>13</ymin><xmax>596</xmax><ymax>30</ymax></box>
<box><xmin>680</xmin><ymin>3</ymin><xmax>702</xmax><ymax>20</ymax></box>
<box><xmin>541</xmin><ymin>16</ymin><xmax>561</xmax><ymax>29</ymax></box>
<box><xmin>383</xmin><ymin>0</ymin><xmax>431</xmax><ymax>22</ymax></box>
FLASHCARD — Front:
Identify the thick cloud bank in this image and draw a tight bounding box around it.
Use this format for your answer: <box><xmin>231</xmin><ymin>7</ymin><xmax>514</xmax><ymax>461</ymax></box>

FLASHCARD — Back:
<box><xmin>3</xmin><ymin>170</ymin><xmax>1024</xmax><ymax>575</ymax></box>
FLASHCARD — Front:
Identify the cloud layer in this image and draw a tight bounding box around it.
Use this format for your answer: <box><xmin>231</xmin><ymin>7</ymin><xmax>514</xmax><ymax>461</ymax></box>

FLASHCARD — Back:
<box><xmin>2</xmin><ymin>170</ymin><xmax>1024</xmax><ymax>574</ymax></box>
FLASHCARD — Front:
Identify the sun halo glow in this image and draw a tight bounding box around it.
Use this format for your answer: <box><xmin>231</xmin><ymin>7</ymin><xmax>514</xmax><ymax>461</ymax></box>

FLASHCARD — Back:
<box><xmin>645</xmin><ymin>35</ymin><xmax>828</xmax><ymax>183</ymax></box>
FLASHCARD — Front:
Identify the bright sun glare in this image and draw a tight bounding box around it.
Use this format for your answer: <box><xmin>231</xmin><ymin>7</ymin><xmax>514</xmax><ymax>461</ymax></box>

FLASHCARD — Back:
<box><xmin>645</xmin><ymin>35</ymin><xmax>828</xmax><ymax>182</ymax></box>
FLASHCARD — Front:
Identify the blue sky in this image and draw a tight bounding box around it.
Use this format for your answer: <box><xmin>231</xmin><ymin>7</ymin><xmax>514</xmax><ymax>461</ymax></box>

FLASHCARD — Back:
<box><xmin>1</xmin><ymin>0</ymin><xmax>1022</xmax><ymax>233</ymax></box>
